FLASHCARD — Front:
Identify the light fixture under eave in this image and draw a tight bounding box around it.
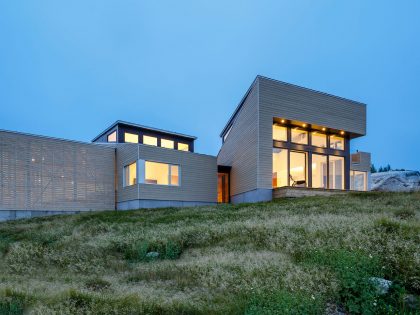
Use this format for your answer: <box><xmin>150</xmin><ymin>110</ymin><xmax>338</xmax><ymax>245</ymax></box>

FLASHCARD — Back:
<box><xmin>322</xmin><ymin>127</ymin><xmax>326</xmax><ymax>131</ymax></box>
<box><xmin>302</xmin><ymin>123</ymin><xmax>307</xmax><ymax>127</ymax></box>
<box><xmin>340</xmin><ymin>131</ymin><xmax>345</xmax><ymax>135</ymax></box>
<box><xmin>281</xmin><ymin>119</ymin><xmax>285</xmax><ymax>123</ymax></box>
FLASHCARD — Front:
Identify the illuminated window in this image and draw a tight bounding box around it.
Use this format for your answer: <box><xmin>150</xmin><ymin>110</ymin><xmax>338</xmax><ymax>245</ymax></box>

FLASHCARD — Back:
<box><xmin>124</xmin><ymin>133</ymin><xmax>139</xmax><ymax>143</ymax></box>
<box><xmin>351</xmin><ymin>171</ymin><xmax>367</xmax><ymax>191</ymax></box>
<box><xmin>273</xmin><ymin>124</ymin><xmax>287</xmax><ymax>141</ymax></box>
<box><xmin>330</xmin><ymin>135</ymin><xmax>344</xmax><ymax>150</ymax></box>
<box><xmin>107</xmin><ymin>131</ymin><xmax>117</xmax><ymax>142</ymax></box>
<box><xmin>290</xmin><ymin>151</ymin><xmax>307</xmax><ymax>187</ymax></box>
<box><xmin>143</xmin><ymin>135</ymin><xmax>157</xmax><ymax>146</ymax></box>
<box><xmin>291</xmin><ymin>128</ymin><xmax>308</xmax><ymax>145</ymax></box>
<box><xmin>312</xmin><ymin>154</ymin><xmax>327</xmax><ymax>188</ymax></box>
<box><xmin>124</xmin><ymin>162</ymin><xmax>137</xmax><ymax>186</ymax></box>
<box><xmin>329</xmin><ymin>156</ymin><xmax>344</xmax><ymax>189</ymax></box>
<box><xmin>273</xmin><ymin>148</ymin><xmax>288</xmax><ymax>187</ymax></box>
<box><xmin>311</xmin><ymin>132</ymin><xmax>327</xmax><ymax>148</ymax></box>
<box><xmin>178</xmin><ymin>143</ymin><xmax>189</xmax><ymax>151</ymax></box>
<box><xmin>161</xmin><ymin>139</ymin><xmax>174</xmax><ymax>149</ymax></box>
<box><xmin>143</xmin><ymin>161</ymin><xmax>179</xmax><ymax>186</ymax></box>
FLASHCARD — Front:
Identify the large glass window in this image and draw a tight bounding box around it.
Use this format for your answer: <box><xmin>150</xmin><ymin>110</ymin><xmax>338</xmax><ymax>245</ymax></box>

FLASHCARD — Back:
<box><xmin>143</xmin><ymin>135</ymin><xmax>157</xmax><ymax>146</ymax></box>
<box><xmin>273</xmin><ymin>148</ymin><xmax>288</xmax><ymax>188</ymax></box>
<box><xmin>290</xmin><ymin>151</ymin><xmax>307</xmax><ymax>187</ymax></box>
<box><xmin>144</xmin><ymin>161</ymin><xmax>179</xmax><ymax>186</ymax></box>
<box><xmin>124</xmin><ymin>162</ymin><xmax>137</xmax><ymax>186</ymax></box>
<box><xmin>330</xmin><ymin>135</ymin><xmax>344</xmax><ymax>150</ymax></box>
<box><xmin>351</xmin><ymin>171</ymin><xmax>367</xmax><ymax>191</ymax></box>
<box><xmin>291</xmin><ymin>128</ymin><xmax>308</xmax><ymax>145</ymax></box>
<box><xmin>107</xmin><ymin>131</ymin><xmax>117</xmax><ymax>142</ymax></box>
<box><xmin>312</xmin><ymin>154</ymin><xmax>328</xmax><ymax>188</ymax></box>
<box><xmin>311</xmin><ymin>132</ymin><xmax>327</xmax><ymax>148</ymax></box>
<box><xmin>329</xmin><ymin>156</ymin><xmax>344</xmax><ymax>189</ymax></box>
<box><xmin>273</xmin><ymin>124</ymin><xmax>287</xmax><ymax>141</ymax></box>
<box><xmin>125</xmin><ymin>133</ymin><xmax>139</xmax><ymax>143</ymax></box>
<box><xmin>161</xmin><ymin>139</ymin><xmax>174</xmax><ymax>149</ymax></box>
<box><xmin>178</xmin><ymin>143</ymin><xmax>189</xmax><ymax>151</ymax></box>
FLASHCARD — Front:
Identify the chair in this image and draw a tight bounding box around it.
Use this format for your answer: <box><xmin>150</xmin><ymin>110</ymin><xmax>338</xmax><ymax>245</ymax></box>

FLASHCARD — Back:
<box><xmin>289</xmin><ymin>174</ymin><xmax>306</xmax><ymax>187</ymax></box>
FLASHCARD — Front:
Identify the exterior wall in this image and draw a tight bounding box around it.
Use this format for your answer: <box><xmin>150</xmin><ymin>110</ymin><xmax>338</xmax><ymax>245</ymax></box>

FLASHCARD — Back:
<box><xmin>258</xmin><ymin>77</ymin><xmax>365</xmax><ymax>191</ymax></box>
<box><xmin>116</xmin><ymin>144</ymin><xmax>217</xmax><ymax>208</ymax></box>
<box><xmin>0</xmin><ymin>131</ymin><xmax>115</xmax><ymax>214</ymax></box>
<box><xmin>217</xmin><ymin>81</ymin><xmax>259</xmax><ymax>199</ymax></box>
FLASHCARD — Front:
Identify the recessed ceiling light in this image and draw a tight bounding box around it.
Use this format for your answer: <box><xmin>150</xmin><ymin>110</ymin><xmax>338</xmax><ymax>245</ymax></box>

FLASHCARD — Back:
<box><xmin>302</xmin><ymin>124</ymin><xmax>307</xmax><ymax>127</ymax></box>
<box><xmin>340</xmin><ymin>131</ymin><xmax>345</xmax><ymax>135</ymax></box>
<box><xmin>281</xmin><ymin>119</ymin><xmax>285</xmax><ymax>123</ymax></box>
<box><xmin>322</xmin><ymin>127</ymin><xmax>326</xmax><ymax>131</ymax></box>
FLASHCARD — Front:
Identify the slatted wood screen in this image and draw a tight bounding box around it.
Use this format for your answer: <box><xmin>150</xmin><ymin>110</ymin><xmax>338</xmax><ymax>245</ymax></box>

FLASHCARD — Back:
<box><xmin>0</xmin><ymin>131</ymin><xmax>115</xmax><ymax>211</ymax></box>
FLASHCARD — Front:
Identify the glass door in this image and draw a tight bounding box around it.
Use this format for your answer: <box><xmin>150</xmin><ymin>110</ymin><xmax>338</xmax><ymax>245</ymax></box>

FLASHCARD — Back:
<box><xmin>289</xmin><ymin>151</ymin><xmax>307</xmax><ymax>187</ymax></box>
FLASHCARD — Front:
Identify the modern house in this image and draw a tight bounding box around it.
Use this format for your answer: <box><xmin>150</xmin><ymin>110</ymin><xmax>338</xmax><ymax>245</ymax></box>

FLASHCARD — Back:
<box><xmin>0</xmin><ymin>76</ymin><xmax>370</xmax><ymax>221</ymax></box>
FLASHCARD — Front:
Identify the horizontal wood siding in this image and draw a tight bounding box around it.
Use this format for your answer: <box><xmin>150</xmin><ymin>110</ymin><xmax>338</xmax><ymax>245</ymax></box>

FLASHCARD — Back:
<box><xmin>350</xmin><ymin>152</ymin><xmax>371</xmax><ymax>172</ymax></box>
<box><xmin>217</xmin><ymin>82</ymin><xmax>259</xmax><ymax>196</ymax></box>
<box><xmin>0</xmin><ymin>131</ymin><xmax>115</xmax><ymax>211</ymax></box>
<box><xmin>258</xmin><ymin>77</ymin><xmax>366</xmax><ymax>190</ymax></box>
<box><xmin>116</xmin><ymin>144</ymin><xmax>217</xmax><ymax>203</ymax></box>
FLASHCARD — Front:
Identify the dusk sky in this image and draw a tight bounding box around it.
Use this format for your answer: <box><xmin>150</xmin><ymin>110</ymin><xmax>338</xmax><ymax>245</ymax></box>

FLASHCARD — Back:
<box><xmin>1</xmin><ymin>1</ymin><xmax>419</xmax><ymax>170</ymax></box>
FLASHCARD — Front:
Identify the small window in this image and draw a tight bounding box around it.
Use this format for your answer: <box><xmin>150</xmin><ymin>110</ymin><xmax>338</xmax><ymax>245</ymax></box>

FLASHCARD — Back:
<box><xmin>178</xmin><ymin>143</ymin><xmax>189</xmax><ymax>151</ymax></box>
<box><xmin>291</xmin><ymin>128</ymin><xmax>308</xmax><ymax>145</ymax></box>
<box><xmin>273</xmin><ymin>124</ymin><xmax>287</xmax><ymax>141</ymax></box>
<box><xmin>124</xmin><ymin>162</ymin><xmax>137</xmax><ymax>186</ymax></box>
<box><xmin>311</xmin><ymin>132</ymin><xmax>327</xmax><ymax>148</ymax></box>
<box><xmin>107</xmin><ymin>131</ymin><xmax>117</xmax><ymax>142</ymax></box>
<box><xmin>143</xmin><ymin>135</ymin><xmax>157</xmax><ymax>146</ymax></box>
<box><xmin>125</xmin><ymin>132</ymin><xmax>139</xmax><ymax>143</ymax></box>
<box><xmin>161</xmin><ymin>139</ymin><xmax>174</xmax><ymax>149</ymax></box>
<box><xmin>330</xmin><ymin>135</ymin><xmax>344</xmax><ymax>150</ymax></box>
<box><xmin>144</xmin><ymin>161</ymin><xmax>180</xmax><ymax>186</ymax></box>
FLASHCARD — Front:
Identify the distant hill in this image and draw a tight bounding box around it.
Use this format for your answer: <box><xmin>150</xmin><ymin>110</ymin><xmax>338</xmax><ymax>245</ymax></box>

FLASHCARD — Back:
<box><xmin>372</xmin><ymin>170</ymin><xmax>420</xmax><ymax>192</ymax></box>
<box><xmin>0</xmin><ymin>192</ymin><xmax>419</xmax><ymax>314</ymax></box>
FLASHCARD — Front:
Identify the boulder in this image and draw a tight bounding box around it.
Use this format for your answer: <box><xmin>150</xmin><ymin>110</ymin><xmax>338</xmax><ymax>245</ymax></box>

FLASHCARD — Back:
<box><xmin>371</xmin><ymin>171</ymin><xmax>420</xmax><ymax>192</ymax></box>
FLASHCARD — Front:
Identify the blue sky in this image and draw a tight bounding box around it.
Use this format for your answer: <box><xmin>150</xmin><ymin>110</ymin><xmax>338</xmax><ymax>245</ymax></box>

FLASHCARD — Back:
<box><xmin>0</xmin><ymin>1</ymin><xmax>419</xmax><ymax>170</ymax></box>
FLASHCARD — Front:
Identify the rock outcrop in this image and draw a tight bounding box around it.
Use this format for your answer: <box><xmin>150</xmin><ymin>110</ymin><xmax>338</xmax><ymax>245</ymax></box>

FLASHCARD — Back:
<box><xmin>371</xmin><ymin>171</ymin><xmax>420</xmax><ymax>192</ymax></box>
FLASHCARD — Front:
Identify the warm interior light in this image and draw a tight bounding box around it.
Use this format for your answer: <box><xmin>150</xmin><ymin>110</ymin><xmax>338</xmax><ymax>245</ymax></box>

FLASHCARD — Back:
<box><xmin>302</xmin><ymin>124</ymin><xmax>307</xmax><ymax>127</ymax></box>
<box><xmin>340</xmin><ymin>131</ymin><xmax>345</xmax><ymax>135</ymax></box>
<box><xmin>281</xmin><ymin>119</ymin><xmax>285</xmax><ymax>123</ymax></box>
<box><xmin>322</xmin><ymin>127</ymin><xmax>326</xmax><ymax>131</ymax></box>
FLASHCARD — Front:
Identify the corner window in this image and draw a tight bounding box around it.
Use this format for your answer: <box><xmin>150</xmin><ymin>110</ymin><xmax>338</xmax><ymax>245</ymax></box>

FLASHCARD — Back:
<box><xmin>351</xmin><ymin>171</ymin><xmax>367</xmax><ymax>191</ymax></box>
<box><xmin>125</xmin><ymin>133</ymin><xmax>139</xmax><ymax>143</ymax></box>
<box><xmin>312</xmin><ymin>154</ymin><xmax>328</xmax><ymax>188</ymax></box>
<box><xmin>330</xmin><ymin>135</ymin><xmax>344</xmax><ymax>150</ymax></box>
<box><xmin>124</xmin><ymin>162</ymin><xmax>137</xmax><ymax>187</ymax></box>
<box><xmin>178</xmin><ymin>143</ymin><xmax>189</xmax><ymax>151</ymax></box>
<box><xmin>291</xmin><ymin>128</ymin><xmax>308</xmax><ymax>145</ymax></box>
<box><xmin>107</xmin><ymin>131</ymin><xmax>117</xmax><ymax>142</ymax></box>
<box><xmin>143</xmin><ymin>161</ymin><xmax>180</xmax><ymax>186</ymax></box>
<box><xmin>161</xmin><ymin>139</ymin><xmax>174</xmax><ymax>149</ymax></box>
<box><xmin>311</xmin><ymin>132</ymin><xmax>327</xmax><ymax>148</ymax></box>
<box><xmin>272</xmin><ymin>148</ymin><xmax>288</xmax><ymax>188</ymax></box>
<box><xmin>143</xmin><ymin>135</ymin><xmax>157</xmax><ymax>146</ymax></box>
<box><xmin>273</xmin><ymin>124</ymin><xmax>287</xmax><ymax>141</ymax></box>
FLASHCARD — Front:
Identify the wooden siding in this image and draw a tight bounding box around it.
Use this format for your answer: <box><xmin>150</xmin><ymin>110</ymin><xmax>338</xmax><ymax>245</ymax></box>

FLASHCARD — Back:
<box><xmin>116</xmin><ymin>144</ymin><xmax>217</xmax><ymax>203</ymax></box>
<box><xmin>217</xmin><ymin>81</ymin><xmax>259</xmax><ymax>196</ymax></box>
<box><xmin>0</xmin><ymin>131</ymin><xmax>115</xmax><ymax>211</ymax></box>
<box><xmin>350</xmin><ymin>152</ymin><xmax>371</xmax><ymax>172</ymax></box>
<box><xmin>258</xmin><ymin>77</ymin><xmax>365</xmax><ymax>190</ymax></box>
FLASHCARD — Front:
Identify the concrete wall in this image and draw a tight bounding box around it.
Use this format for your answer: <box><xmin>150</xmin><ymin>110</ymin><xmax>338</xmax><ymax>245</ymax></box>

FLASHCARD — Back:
<box><xmin>116</xmin><ymin>144</ymin><xmax>217</xmax><ymax>209</ymax></box>
<box><xmin>0</xmin><ymin>130</ymin><xmax>116</xmax><ymax>220</ymax></box>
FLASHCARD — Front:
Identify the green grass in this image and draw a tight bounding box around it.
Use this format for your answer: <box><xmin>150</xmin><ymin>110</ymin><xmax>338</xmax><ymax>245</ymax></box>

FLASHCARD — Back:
<box><xmin>0</xmin><ymin>192</ymin><xmax>419</xmax><ymax>314</ymax></box>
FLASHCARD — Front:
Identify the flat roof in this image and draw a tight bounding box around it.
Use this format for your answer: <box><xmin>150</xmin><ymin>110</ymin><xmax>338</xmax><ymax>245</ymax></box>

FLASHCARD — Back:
<box><xmin>92</xmin><ymin>120</ymin><xmax>197</xmax><ymax>142</ymax></box>
<box><xmin>220</xmin><ymin>75</ymin><xmax>366</xmax><ymax>137</ymax></box>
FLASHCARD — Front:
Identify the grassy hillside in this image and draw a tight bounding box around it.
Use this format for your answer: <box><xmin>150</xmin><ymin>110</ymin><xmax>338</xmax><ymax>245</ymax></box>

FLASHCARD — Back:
<box><xmin>0</xmin><ymin>192</ymin><xmax>419</xmax><ymax>314</ymax></box>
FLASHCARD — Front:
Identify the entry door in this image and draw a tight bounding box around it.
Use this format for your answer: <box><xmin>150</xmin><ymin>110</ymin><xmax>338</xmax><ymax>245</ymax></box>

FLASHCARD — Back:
<box><xmin>217</xmin><ymin>173</ymin><xmax>229</xmax><ymax>203</ymax></box>
<box><xmin>289</xmin><ymin>151</ymin><xmax>307</xmax><ymax>187</ymax></box>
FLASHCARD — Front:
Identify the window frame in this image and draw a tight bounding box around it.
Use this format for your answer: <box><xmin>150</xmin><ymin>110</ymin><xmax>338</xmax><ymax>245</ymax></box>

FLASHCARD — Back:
<box><xmin>177</xmin><ymin>142</ymin><xmax>189</xmax><ymax>151</ymax></box>
<box><xmin>143</xmin><ymin>135</ymin><xmax>158</xmax><ymax>146</ymax></box>
<box><xmin>290</xmin><ymin>128</ymin><xmax>308</xmax><ymax>145</ymax></box>
<box><xmin>273</xmin><ymin>124</ymin><xmax>288</xmax><ymax>142</ymax></box>
<box><xmin>311</xmin><ymin>131</ymin><xmax>327</xmax><ymax>148</ymax></box>
<box><xmin>161</xmin><ymin>138</ymin><xmax>174</xmax><ymax>149</ymax></box>
<box><xmin>123</xmin><ymin>161</ymin><xmax>137</xmax><ymax>187</ymax></box>
<box><xmin>139</xmin><ymin>160</ymin><xmax>181</xmax><ymax>187</ymax></box>
<box><xmin>329</xmin><ymin>135</ymin><xmax>345</xmax><ymax>150</ymax></box>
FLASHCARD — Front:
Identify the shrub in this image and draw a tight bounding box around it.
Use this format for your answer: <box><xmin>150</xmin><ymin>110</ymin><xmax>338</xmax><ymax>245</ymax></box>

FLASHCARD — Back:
<box><xmin>0</xmin><ymin>290</ymin><xmax>25</xmax><ymax>315</ymax></box>
<box><xmin>394</xmin><ymin>209</ymin><xmax>416</xmax><ymax>220</ymax></box>
<box><xmin>123</xmin><ymin>239</ymin><xmax>183</xmax><ymax>262</ymax></box>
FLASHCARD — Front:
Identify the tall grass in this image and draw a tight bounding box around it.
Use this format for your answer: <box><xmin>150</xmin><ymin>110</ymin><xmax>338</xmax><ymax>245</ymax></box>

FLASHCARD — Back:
<box><xmin>0</xmin><ymin>192</ymin><xmax>419</xmax><ymax>314</ymax></box>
